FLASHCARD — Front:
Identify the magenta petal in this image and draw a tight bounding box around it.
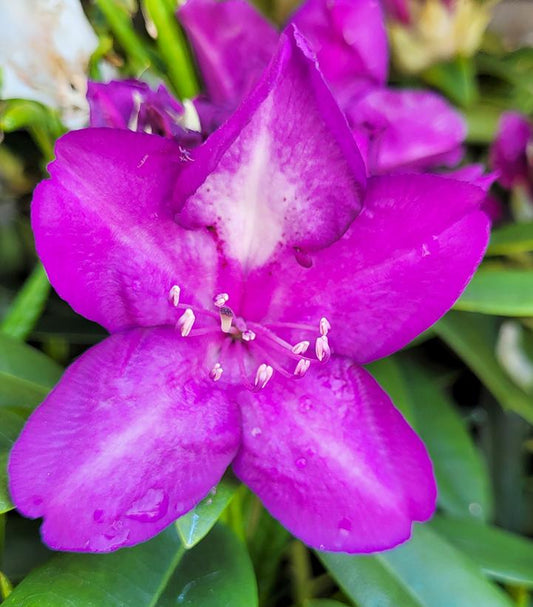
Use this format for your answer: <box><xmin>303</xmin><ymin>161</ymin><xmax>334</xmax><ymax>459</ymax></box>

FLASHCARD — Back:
<box><xmin>33</xmin><ymin>128</ymin><xmax>222</xmax><ymax>332</ymax></box>
<box><xmin>261</xmin><ymin>174</ymin><xmax>489</xmax><ymax>363</ymax></box>
<box><xmin>346</xmin><ymin>89</ymin><xmax>466</xmax><ymax>174</ymax></box>
<box><xmin>233</xmin><ymin>359</ymin><xmax>436</xmax><ymax>552</ymax></box>
<box><xmin>490</xmin><ymin>111</ymin><xmax>533</xmax><ymax>189</ymax></box>
<box><xmin>179</xmin><ymin>0</ymin><xmax>278</xmax><ymax>108</ymax></box>
<box><xmin>9</xmin><ymin>328</ymin><xmax>240</xmax><ymax>552</ymax></box>
<box><xmin>175</xmin><ymin>27</ymin><xmax>366</xmax><ymax>270</ymax></box>
<box><xmin>289</xmin><ymin>0</ymin><xmax>388</xmax><ymax>104</ymax></box>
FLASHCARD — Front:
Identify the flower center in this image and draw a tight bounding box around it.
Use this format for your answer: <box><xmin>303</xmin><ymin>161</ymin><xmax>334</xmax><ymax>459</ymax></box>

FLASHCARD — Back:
<box><xmin>168</xmin><ymin>285</ymin><xmax>331</xmax><ymax>390</ymax></box>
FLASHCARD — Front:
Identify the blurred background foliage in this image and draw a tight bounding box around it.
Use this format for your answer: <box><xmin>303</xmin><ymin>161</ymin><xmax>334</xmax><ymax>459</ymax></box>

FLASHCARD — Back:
<box><xmin>2</xmin><ymin>0</ymin><xmax>533</xmax><ymax>605</ymax></box>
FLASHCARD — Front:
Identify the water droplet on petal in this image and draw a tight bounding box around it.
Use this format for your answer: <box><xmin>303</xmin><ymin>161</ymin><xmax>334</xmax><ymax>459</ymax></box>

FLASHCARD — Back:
<box><xmin>298</xmin><ymin>396</ymin><xmax>313</xmax><ymax>413</ymax></box>
<box><xmin>251</xmin><ymin>427</ymin><xmax>262</xmax><ymax>437</ymax></box>
<box><xmin>338</xmin><ymin>518</ymin><xmax>352</xmax><ymax>536</ymax></box>
<box><xmin>318</xmin><ymin>543</ymin><xmax>325</xmax><ymax>550</ymax></box>
<box><xmin>125</xmin><ymin>488</ymin><xmax>169</xmax><ymax>522</ymax></box>
<box><xmin>93</xmin><ymin>509</ymin><xmax>104</xmax><ymax>522</ymax></box>
<box><xmin>295</xmin><ymin>457</ymin><xmax>307</xmax><ymax>469</ymax></box>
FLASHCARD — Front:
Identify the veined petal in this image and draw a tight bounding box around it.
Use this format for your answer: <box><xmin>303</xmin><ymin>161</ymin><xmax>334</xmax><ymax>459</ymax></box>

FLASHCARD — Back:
<box><xmin>233</xmin><ymin>359</ymin><xmax>435</xmax><ymax>552</ymax></box>
<box><xmin>289</xmin><ymin>0</ymin><xmax>388</xmax><ymax>105</ymax></box>
<box><xmin>490</xmin><ymin>111</ymin><xmax>533</xmax><ymax>189</ymax></box>
<box><xmin>178</xmin><ymin>0</ymin><xmax>278</xmax><ymax>108</ymax></box>
<box><xmin>346</xmin><ymin>89</ymin><xmax>466</xmax><ymax>174</ymax></box>
<box><xmin>175</xmin><ymin>27</ymin><xmax>366</xmax><ymax>272</ymax></box>
<box><xmin>9</xmin><ymin>328</ymin><xmax>240</xmax><ymax>552</ymax></box>
<box><xmin>255</xmin><ymin>174</ymin><xmax>489</xmax><ymax>363</ymax></box>
<box><xmin>33</xmin><ymin>128</ymin><xmax>227</xmax><ymax>332</ymax></box>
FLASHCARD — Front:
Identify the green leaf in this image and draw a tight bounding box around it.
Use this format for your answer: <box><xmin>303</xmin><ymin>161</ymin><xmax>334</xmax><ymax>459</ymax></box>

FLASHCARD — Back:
<box><xmin>0</xmin><ymin>332</ymin><xmax>62</xmax><ymax>410</ymax></box>
<box><xmin>305</xmin><ymin>601</ymin><xmax>348</xmax><ymax>607</ymax></box>
<box><xmin>455</xmin><ymin>269</ymin><xmax>533</xmax><ymax>316</ymax></box>
<box><xmin>0</xmin><ymin>263</ymin><xmax>51</xmax><ymax>340</ymax></box>
<box><xmin>176</xmin><ymin>476</ymin><xmax>239</xmax><ymax>548</ymax></box>
<box><xmin>434</xmin><ymin>312</ymin><xmax>533</xmax><ymax>423</ymax></box>
<box><xmin>0</xmin><ymin>409</ymin><xmax>26</xmax><ymax>514</ymax></box>
<box><xmin>0</xmin><ymin>452</ymin><xmax>13</xmax><ymax>514</ymax></box>
<box><xmin>144</xmin><ymin>0</ymin><xmax>199</xmax><ymax>99</ymax></box>
<box><xmin>368</xmin><ymin>355</ymin><xmax>492</xmax><ymax>521</ymax></box>
<box><xmin>2</xmin><ymin>526</ymin><xmax>186</xmax><ymax>607</ymax></box>
<box><xmin>487</xmin><ymin>222</ymin><xmax>533</xmax><ymax>256</ymax></box>
<box><xmin>157</xmin><ymin>524</ymin><xmax>257</xmax><ymax>607</ymax></box>
<box><xmin>319</xmin><ymin>525</ymin><xmax>513</xmax><ymax>607</ymax></box>
<box><xmin>431</xmin><ymin>516</ymin><xmax>533</xmax><ymax>587</ymax></box>
<box><xmin>421</xmin><ymin>56</ymin><xmax>478</xmax><ymax>108</ymax></box>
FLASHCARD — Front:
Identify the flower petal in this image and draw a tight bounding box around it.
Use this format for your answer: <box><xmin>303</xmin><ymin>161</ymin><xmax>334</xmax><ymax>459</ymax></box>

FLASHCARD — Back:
<box><xmin>33</xmin><ymin>128</ymin><xmax>225</xmax><ymax>332</ymax></box>
<box><xmin>9</xmin><ymin>328</ymin><xmax>240</xmax><ymax>552</ymax></box>
<box><xmin>178</xmin><ymin>0</ymin><xmax>278</xmax><ymax>108</ymax></box>
<box><xmin>233</xmin><ymin>359</ymin><xmax>436</xmax><ymax>552</ymax></box>
<box><xmin>345</xmin><ymin>89</ymin><xmax>466</xmax><ymax>174</ymax></box>
<box><xmin>289</xmin><ymin>0</ymin><xmax>388</xmax><ymax>105</ymax></box>
<box><xmin>255</xmin><ymin>174</ymin><xmax>489</xmax><ymax>363</ymax></box>
<box><xmin>490</xmin><ymin>111</ymin><xmax>533</xmax><ymax>189</ymax></box>
<box><xmin>175</xmin><ymin>26</ymin><xmax>366</xmax><ymax>271</ymax></box>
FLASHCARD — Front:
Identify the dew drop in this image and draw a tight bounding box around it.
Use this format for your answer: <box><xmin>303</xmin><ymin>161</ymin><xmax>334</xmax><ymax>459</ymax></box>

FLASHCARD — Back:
<box><xmin>93</xmin><ymin>509</ymin><xmax>104</xmax><ymax>522</ymax></box>
<box><xmin>298</xmin><ymin>396</ymin><xmax>313</xmax><ymax>413</ymax></box>
<box><xmin>338</xmin><ymin>518</ymin><xmax>352</xmax><ymax>535</ymax></box>
<box><xmin>251</xmin><ymin>427</ymin><xmax>262</xmax><ymax>437</ymax></box>
<box><xmin>319</xmin><ymin>544</ymin><xmax>325</xmax><ymax>550</ymax></box>
<box><xmin>468</xmin><ymin>502</ymin><xmax>483</xmax><ymax>518</ymax></box>
<box><xmin>125</xmin><ymin>488</ymin><xmax>169</xmax><ymax>522</ymax></box>
<box><xmin>295</xmin><ymin>457</ymin><xmax>307</xmax><ymax>469</ymax></box>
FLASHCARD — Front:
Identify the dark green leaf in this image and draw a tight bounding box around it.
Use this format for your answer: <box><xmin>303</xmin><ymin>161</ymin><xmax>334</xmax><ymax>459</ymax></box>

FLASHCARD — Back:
<box><xmin>176</xmin><ymin>477</ymin><xmax>239</xmax><ymax>548</ymax></box>
<box><xmin>0</xmin><ymin>409</ymin><xmax>25</xmax><ymax>513</ymax></box>
<box><xmin>431</xmin><ymin>516</ymin><xmax>533</xmax><ymax>587</ymax></box>
<box><xmin>487</xmin><ymin>222</ymin><xmax>533</xmax><ymax>256</ymax></box>
<box><xmin>305</xmin><ymin>601</ymin><xmax>349</xmax><ymax>607</ymax></box>
<box><xmin>0</xmin><ymin>333</ymin><xmax>62</xmax><ymax>410</ymax></box>
<box><xmin>320</xmin><ymin>525</ymin><xmax>513</xmax><ymax>607</ymax></box>
<box><xmin>2</xmin><ymin>526</ymin><xmax>185</xmax><ymax>607</ymax></box>
<box><xmin>157</xmin><ymin>524</ymin><xmax>257</xmax><ymax>607</ymax></box>
<box><xmin>455</xmin><ymin>270</ymin><xmax>533</xmax><ymax>316</ymax></box>
<box><xmin>434</xmin><ymin>312</ymin><xmax>533</xmax><ymax>423</ymax></box>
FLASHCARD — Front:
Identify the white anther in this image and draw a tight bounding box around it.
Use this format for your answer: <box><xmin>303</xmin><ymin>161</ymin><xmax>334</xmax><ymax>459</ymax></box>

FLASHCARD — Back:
<box><xmin>291</xmin><ymin>340</ymin><xmax>310</xmax><ymax>355</ymax></box>
<box><xmin>210</xmin><ymin>362</ymin><xmax>223</xmax><ymax>382</ymax></box>
<box><xmin>254</xmin><ymin>364</ymin><xmax>274</xmax><ymax>389</ymax></box>
<box><xmin>169</xmin><ymin>285</ymin><xmax>181</xmax><ymax>307</ymax></box>
<box><xmin>315</xmin><ymin>335</ymin><xmax>331</xmax><ymax>362</ymax></box>
<box><xmin>294</xmin><ymin>359</ymin><xmax>311</xmax><ymax>377</ymax></box>
<box><xmin>219</xmin><ymin>306</ymin><xmax>234</xmax><ymax>333</ymax></box>
<box><xmin>242</xmin><ymin>330</ymin><xmax>256</xmax><ymax>342</ymax></box>
<box><xmin>214</xmin><ymin>293</ymin><xmax>229</xmax><ymax>308</ymax></box>
<box><xmin>319</xmin><ymin>317</ymin><xmax>331</xmax><ymax>336</ymax></box>
<box><xmin>176</xmin><ymin>308</ymin><xmax>195</xmax><ymax>337</ymax></box>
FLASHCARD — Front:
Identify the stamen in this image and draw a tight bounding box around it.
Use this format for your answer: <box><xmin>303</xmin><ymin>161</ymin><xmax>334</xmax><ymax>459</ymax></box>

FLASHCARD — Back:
<box><xmin>169</xmin><ymin>285</ymin><xmax>181</xmax><ymax>307</ymax></box>
<box><xmin>242</xmin><ymin>330</ymin><xmax>256</xmax><ymax>342</ymax></box>
<box><xmin>219</xmin><ymin>306</ymin><xmax>234</xmax><ymax>333</ymax></box>
<box><xmin>176</xmin><ymin>308</ymin><xmax>195</xmax><ymax>337</ymax></box>
<box><xmin>294</xmin><ymin>359</ymin><xmax>311</xmax><ymax>377</ymax></box>
<box><xmin>214</xmin><ymin>293</ymin><xmax>229</xmax><ymax>308</ymax></box>
<box><xmin>315</xmin><ymin>335</ymin><xmax>331</xmax><ymax>362</ymax></box>
<box><xmin>254</xmin><ymin>364</ymin><xmax>274</xmax><ymax>389</ymax></box>
<box><xmin>292</xmin><ymin>340</ymin><xmax>310</xmax><ymax>355</ymax></box>
<box><xmin>319</xmin><ymin>317</ymin><xmax>331</xmax><ymax>336</ymax></box>
<box><xmin>210</xmin><ymin>362</ymin><xmax>223</xmax><ymax>382</ymax></box>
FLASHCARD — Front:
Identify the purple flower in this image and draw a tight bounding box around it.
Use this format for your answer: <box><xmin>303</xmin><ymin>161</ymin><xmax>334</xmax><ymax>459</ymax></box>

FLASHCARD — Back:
<box><xmin>178</xmin><ymin>0</ymin><xmax>466</xmax><ymax>174</ymax></box>
<box><xmin>490</xmin><ymin>111</ymin><xmax>533</xmax><ymax>193</ymax></box>
<box><xmin>9</xmin><ymin>29</ymin><xmax>489</xmax><ymax>553</ymax></box>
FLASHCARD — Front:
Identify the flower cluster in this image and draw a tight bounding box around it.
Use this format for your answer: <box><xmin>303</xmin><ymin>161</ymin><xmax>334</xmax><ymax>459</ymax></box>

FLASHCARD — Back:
<box><xmin>9</xmin><ymin>0</ymin><xmax>490</xmax><ymax>553</ymax></box>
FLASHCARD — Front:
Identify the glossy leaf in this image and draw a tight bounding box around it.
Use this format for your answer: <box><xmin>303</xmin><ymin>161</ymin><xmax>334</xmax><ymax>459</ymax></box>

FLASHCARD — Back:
<box><xmin>434</xmin><ymin>312</ymin><xmax>533</xmax><ymax>423</ymax></box>
<box><xmin>319</xmin><ymin>525</ymin><xmax>513</xmax><ymax>607</ymax></box>
<box><xmin>0</xmin><ymin>263</ymin><xmax>51</xmax><ymax>340</ymax></box>
<box><xmin>2</xmin><ymin>526</ymin><xmax>186</xmax><ymax>607</ymax></box>
<box><xmin>431</xmin><ymin>516</ymin><xmax>533</xmax><ymax>587</ymax></box>
<box><xmin>0</xmin><ymin>333</ymin><xmax>62</xmax><ymax>411</ymax></box>
<box><xmin>176</xmin><ymin>476</ymin><xmax>239</xmax><ymax>548</ymax></box>
<box><xmin>157</xmin><ymin>524</ymin><xmax>258</xmax><ymax>607</ymax></box>
<box><xmin>455</xmin><ymin>270</ymin><xmax>533</xmax><ymax>316</ymax></box>
<box><xmin>0</xmin><ymin>409</ymin><xmax>25</xmax><ymax>514</ymax></box>
<box><xmin>368</xmin><ymin>355</ymin><xmax>492</xmax><ymax>520</ymax></box>
<box><xmin>487</xmin><ymin>222</ymin><xmax>533</xmax><ymax>256</ymax></box>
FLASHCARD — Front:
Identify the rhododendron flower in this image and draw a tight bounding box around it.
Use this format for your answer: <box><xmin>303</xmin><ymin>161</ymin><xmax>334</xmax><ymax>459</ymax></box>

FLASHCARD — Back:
<box><xmin>0</xmin><ymin>0</ymin><xmax>98</xmax><ymax>128</ymax></box>
<box><xmin>178</xmin><ymin>0</ymin><xmax>466</xmax><ymax>174</ymax></box>
<box><xmin>490</xmin><ymin>111</ymin><xmax>533</xmax><ymax>194</ymax></box>
<box><xmin>9</xmin><ymin>29</ymin><xmax>489</xmax><ymax>554</ymax></box>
